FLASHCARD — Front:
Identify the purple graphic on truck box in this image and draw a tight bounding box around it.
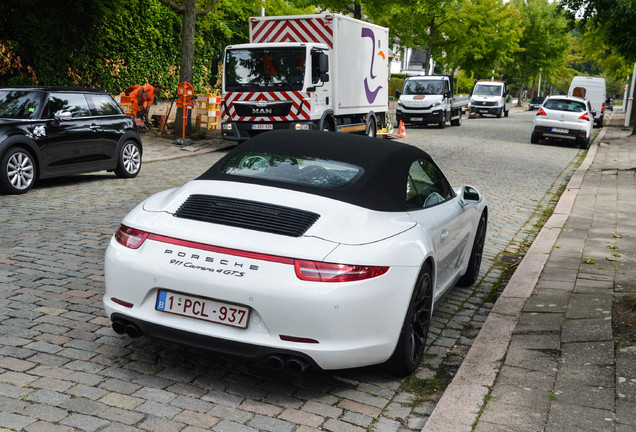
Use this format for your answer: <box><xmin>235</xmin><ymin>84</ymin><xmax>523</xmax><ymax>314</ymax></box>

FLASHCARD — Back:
<box><xmin>361</xmin><ymin>27</ymin><xmax>384</xmax><ymax>104</ymax></box>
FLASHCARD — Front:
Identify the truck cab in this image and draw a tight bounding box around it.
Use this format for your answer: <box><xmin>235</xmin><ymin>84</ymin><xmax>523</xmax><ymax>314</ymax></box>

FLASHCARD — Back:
<box><xmin>396</xmin><ymin>75</ymin><xmax>467</xmax><ymax>128</ymax></box>
<box><xmin>469</xmin><ymin>81</ymin><xmax>510</xmax><ymax>118</ymax></box>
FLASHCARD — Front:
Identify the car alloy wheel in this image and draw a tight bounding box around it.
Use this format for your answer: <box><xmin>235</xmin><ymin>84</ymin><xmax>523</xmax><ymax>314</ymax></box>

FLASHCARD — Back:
<box><xmin>115</xmin><ymin>141</ymin><xmax>141</xmax><ymax>178</ymax></box>
<box><xmin>386</xmin><ymin>263</ymin><xmax>433</xmax><ymax>376</ymax></box>
<box><xmin>1</xmin><ymin>148</ymin><xmax>36</xmax><ymax>194</ymax></box>
<box><xmin>458</xmin><ymin>212</ymin><xmax>487</xmax><ymax>287</ymax></box>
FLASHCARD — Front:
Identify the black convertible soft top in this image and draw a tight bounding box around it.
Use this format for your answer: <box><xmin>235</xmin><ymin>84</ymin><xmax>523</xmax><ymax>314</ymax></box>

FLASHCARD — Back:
<box><xmin>198</xmin><ymin>130</ymin><xmax>436</xmax><ymax>212</ymax></box>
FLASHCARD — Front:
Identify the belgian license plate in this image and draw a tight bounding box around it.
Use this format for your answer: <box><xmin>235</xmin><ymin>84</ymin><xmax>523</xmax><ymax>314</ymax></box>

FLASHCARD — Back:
<box><xmin>156</xmin><ymin>290</ymin><xmax>250</xmax><ymax>329</ymax></box>
<box><xmin>411</xmin><ymin>117</ymin><xmax>423</xmax><ymax>121</ymax></box>
<box><xmin>551</xmin><ymin>128</ymin><xmax>568</xmax><ymax>134</ymax></box>
<box><xmin>252</xmin><ymin>124</ymin><xmax>273</xmax><ymax>130</ymax></box>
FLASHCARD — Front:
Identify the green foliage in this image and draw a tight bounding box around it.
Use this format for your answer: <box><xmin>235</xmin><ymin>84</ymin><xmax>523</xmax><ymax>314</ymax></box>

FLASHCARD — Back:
<box><xmin>389</xmin><ymin>77</ymin><xmax>405</xmax><ymax>97</ymax></box>
<box><xmin>0</xmin><ymin>0</ymin><xmax>259</xmax><ymax>95</ymax></box>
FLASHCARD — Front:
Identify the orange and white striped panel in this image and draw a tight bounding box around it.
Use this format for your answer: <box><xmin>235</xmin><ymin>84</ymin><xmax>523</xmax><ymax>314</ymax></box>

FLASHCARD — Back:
<box><xmin>251</xmin><ymin>17</ymin><xmax>334</xmax><ymax>48</ymax></box>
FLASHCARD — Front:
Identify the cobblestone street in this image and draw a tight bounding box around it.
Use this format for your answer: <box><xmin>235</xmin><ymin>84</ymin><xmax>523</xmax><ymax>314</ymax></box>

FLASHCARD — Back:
<box><xmin>1</xmin><ymin>110</ymin><xmax>585</xmax><ymax>431</ymax></box>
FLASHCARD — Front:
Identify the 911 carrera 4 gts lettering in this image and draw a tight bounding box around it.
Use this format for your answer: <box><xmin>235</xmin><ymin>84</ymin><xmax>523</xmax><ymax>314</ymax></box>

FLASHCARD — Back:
<box><xmin>169</xmin><ymin>259</ymin><xmax>246</xmax><ymax>276</ymax></box>
<box><xmin>164</xmin><ymin>249</ymin><xmax>259</xmax><ymax>271</ymax></box>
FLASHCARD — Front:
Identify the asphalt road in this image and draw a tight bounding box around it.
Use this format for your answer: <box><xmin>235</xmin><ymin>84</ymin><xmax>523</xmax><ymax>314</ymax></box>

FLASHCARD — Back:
<box><xmin>0</xmin><ymin>109</ymin><xmax>584</xmax><ymax>432</ymax></box>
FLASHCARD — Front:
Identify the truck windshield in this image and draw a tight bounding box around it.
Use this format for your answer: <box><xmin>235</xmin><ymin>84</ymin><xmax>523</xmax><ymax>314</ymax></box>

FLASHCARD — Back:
<box><xmin>402</xmin><ymin>80</ymin><xmax>444</xmax><ymax>96</ymax></box>
<box><xmin>473</xmin><ymin>84</ymin><xmax>502</xmax><ymax>96</ymax></box>
<box><xmin>225</xmin><ymin>47</ymin><xmax>306</xmax><ymax>92</ymax></box>
<box><xmin>0</xmin><ymin>90</ymin><xmax>43</xmax><ymax>119</ymax></box>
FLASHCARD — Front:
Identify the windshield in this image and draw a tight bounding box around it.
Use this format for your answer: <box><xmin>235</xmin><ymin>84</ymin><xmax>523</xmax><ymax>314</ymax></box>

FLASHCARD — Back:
<box><xmin>221</xmin><ymin>152</ymin><xmax>362</xmax><ymax>189</ymax></box>
<box><xmin>225</xmin><ymin>47</ymin><xmax>307</xmax><ymax>92</ymax></box>
<box><xmin>473</xmin><ymin>84</ymin><xmax>502</xmax><ymax>96</ymax></box>
<box><xmin>402</xmin><ymin>79</ymin><xmax>444</xmax><ymax>96</ymax></box>
<box><xmin>0</xmin><ymin>90</ymin><xmax>43</xmax><ymax>119</ymax></box>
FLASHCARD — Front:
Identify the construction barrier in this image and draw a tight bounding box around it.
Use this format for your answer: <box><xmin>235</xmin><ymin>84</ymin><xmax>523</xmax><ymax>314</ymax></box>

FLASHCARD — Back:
<box><xmin>114</xmin><ymin>93</ymin><xmax>133</xmax><ymax>116</ymax></box>
<box><xmin>195</xmin><ymin>93</ymin><xmax>221</xmax><ymax>130</ymax></box>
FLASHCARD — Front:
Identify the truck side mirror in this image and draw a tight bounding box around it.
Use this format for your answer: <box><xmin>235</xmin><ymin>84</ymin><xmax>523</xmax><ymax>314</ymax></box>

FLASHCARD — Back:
<box><xmin>319</xmin><ymin>53</ymin><xmax>329</xmax><ymax>73</ymax></box>
<box><xmin>396</xmin><ymin>91</ymin><xmax>401</xmax><ymax>98</ymax></box>
<box><xmin>320</xmin><ymin>73</ymin><xmax>330</xmax><ymax>83</ymax></box>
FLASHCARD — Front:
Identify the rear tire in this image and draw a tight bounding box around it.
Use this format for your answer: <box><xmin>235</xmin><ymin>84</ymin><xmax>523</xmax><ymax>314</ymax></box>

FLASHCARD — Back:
<box><xmin>496</xmin><ymin>108</ymin><xmax>502</xmax><ymax>118</ymax></box>
<box><xmin>531</xmin><ymin>132</ymin><xmax>541</xmax><ymax>144</ymax></box>
<box><xmin>0</xmin><ymin>147</ymin><xmax>36</xmax><ymax>194</ymax></box>
<box><xmin>450</xmin><ymin>110</ymin><xmax>462</xmax><ymax>126</ymax></box>
<box><xmin>578</xmin><ymin>136</ymin><xmax>590</xmax><ymax>149</ymax></box>
<box><xmin>385</xmin><ymin>263</ymin><xmax>433</xmax><ymax>377</ymax></box>
<box><xmin>366</xmin><ymin>119</ymin><xmax>376</xmax><ymax>137</ymax></box>
<box><xmin>457</xmin><ymin>212</ymin><xmax>487</xmax><ymax>287</ymax></box>
<box><xmin>114</xmin><ymin>141</ymin><xmax>142</xmax><ymax>178</ymax></box>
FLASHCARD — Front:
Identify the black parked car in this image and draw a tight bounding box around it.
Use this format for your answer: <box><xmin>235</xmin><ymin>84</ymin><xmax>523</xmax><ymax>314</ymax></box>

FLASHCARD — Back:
<box><xmin>0</xmin><ymin>87</ymin><xmax>142</xmax><ymax>194</ymax></box>
<box><xmin>528</xmin><ymin>96</ymin><xmax>545</xmax><ymax>110</ymax></box>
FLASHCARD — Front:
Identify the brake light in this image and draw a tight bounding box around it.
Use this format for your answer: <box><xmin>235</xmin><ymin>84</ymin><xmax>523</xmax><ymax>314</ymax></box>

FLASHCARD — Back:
<box><xmin>579</xmin><ymin>112</ymin><xmax>590</xmax><ymax>121</ymax></box>
<box><xmin>115</xmin><ymin>225</ymin><xmax>149</xmax><ymax>249</ymax></box>
<box><xmin>295</xmin><ymin>260</ymin><xmax>388</xmax><ymax>282</ymax></box>
<box><xmin>536</xmin><ymin>108</ymin><xmax>547</xmax><ymax>116</ymax></box>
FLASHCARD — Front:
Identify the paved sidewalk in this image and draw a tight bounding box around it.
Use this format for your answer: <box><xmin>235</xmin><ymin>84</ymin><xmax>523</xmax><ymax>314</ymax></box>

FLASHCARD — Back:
<box><xmin>140</xmin><ymin>130</ymin><xmax>235</xmax><ymax>163</ymax></box>
<box><xmin>424</xmin><ymin>111</ymin><xmax>636</xmax><ymax>431</ymax></box>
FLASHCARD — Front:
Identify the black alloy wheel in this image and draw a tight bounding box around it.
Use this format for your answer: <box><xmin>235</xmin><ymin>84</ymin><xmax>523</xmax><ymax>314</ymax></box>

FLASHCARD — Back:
<box><xmin>457</xmin><ymin>212</ymin><xmax>487</xmax><ymax>287</ymax></box>
<box><xmin>386</xmin><ymin>263</ymin><xmax>433</xmax><ymax>376</ymax></box>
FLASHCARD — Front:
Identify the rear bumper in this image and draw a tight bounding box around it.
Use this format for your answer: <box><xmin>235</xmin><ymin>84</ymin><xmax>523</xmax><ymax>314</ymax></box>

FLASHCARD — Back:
<box><xmin>533</xmin><ymin>125</ymin><xmax>587</xmax><ymax>140</ymax></box>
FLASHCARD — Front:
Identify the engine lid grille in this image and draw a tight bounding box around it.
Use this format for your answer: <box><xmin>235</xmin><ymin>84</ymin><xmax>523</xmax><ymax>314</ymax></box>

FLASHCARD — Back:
<box><xmin>174</xmin><ymin>195</ymin><xmax>320</xmax><ymax>237</ymax></box>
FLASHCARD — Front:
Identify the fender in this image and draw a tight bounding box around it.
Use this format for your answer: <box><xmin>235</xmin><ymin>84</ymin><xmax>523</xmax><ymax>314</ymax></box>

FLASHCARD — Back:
<box><xmin>318</xmin><ymin>110</ymin><xmax>335</xmax><ymax>131</ymax></box>
<box><xmin>0</xmin><ymin>134</ymin><xmax>45</xmax><ymax>179</ymax></box>
<box><xmin>115</xmin><ymin>130</ymin><xmax>143</xmax><ymax>156</ymax></box>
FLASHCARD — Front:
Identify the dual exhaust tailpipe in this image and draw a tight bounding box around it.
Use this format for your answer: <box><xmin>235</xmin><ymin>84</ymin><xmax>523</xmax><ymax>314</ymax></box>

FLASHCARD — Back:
<box><xmin>111</xmin><ymin>319</ymin><xmax>143</xmax><ymax>339</ymax></box>
<box><xmin>111</xmin><ymin>319</ymin><xmax>310</xmax><ymax>373</ymax></box>
<box><xmin>267</xmin><ymin>354</ymin><xmax>309</xmax><ymax>374</ymax></box>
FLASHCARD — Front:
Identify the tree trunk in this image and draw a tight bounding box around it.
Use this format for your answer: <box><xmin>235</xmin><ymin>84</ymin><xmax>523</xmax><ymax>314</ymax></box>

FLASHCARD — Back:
<box><xmin>423</xmin><ymin>19</ymin><xmax>436</xmax><ymax>75</ymax></box>
<box><xmin>517</xmin><ymin>83</ymin><xmax>525</xmax><ymax>107</ymax></box>
<box><xmin>174</xmin><ymin>0</ymin><xmax>197</xmax><ymax>138</ymax></box>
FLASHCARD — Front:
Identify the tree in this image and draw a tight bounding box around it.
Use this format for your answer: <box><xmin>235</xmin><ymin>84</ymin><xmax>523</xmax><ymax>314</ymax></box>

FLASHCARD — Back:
<box><xmin>503</xmin><ymin>0</ymin><xmax>571</xmax><ymax>104</ymax></box>
<box><xmin>159</xmin><ymin>0</ymin><xmax>219</xmax><ymax>86</ymax></box>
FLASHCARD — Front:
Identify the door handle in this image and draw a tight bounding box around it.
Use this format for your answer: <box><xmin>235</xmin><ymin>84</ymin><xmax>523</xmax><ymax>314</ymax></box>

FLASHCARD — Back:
<box><xmin>90</xmin><ymin>124</ymin><xmax>100</xmax><ymax>130</ymax></box>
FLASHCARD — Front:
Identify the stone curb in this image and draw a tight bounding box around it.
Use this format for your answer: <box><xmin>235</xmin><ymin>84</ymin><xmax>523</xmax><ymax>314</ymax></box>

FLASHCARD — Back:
<box><xmin>421</xmin><ymin>114</ymin><xmax>613</xmax><ymax>432</ymax></box>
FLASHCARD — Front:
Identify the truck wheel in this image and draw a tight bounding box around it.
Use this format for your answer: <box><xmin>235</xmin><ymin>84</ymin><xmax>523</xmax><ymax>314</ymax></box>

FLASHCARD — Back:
<box><xmin>438</xmin><ymin>112</ymin><xmax>446</xmax><ymax>129</ymax></box>
<box><xmin>504</xmin><ymin>108</ymin><xmax>509</xmax><ymax>117</ymax></box>
<box><xmin>366</xmin><ymin>120</ymin><xmax>376</xmax><ymax>138</ymax></box>
<box><xmin>450</xmin><ymin>111</ymin><xmax>462</xmax><ymax>126</ymax></box>
<box><xmin>496</xmin><ymin>108</ymin><xmax>502</xmax><ymax>118</ymax></box>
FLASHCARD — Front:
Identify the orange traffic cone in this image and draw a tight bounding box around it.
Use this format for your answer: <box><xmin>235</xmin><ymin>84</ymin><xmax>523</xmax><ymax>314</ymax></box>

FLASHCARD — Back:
<box><xmin>397</xmin><ymin>120</ymin><xmax>407</xmax><ymax>138</ymax></box>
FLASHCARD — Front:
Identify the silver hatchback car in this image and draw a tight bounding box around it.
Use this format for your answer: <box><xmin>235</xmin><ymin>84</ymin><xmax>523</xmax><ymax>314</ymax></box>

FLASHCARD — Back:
<box><xmin>531</xmin><ymin>95</ymin><xmax>595</xmax><ymax>149</ymax></box>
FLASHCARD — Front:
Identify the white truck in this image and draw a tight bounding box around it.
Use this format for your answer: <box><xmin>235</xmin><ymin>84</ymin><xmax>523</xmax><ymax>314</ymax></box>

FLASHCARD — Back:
<box><xmin>469</xmin><ymin>80</ymin><xmax>511</xmax><ymax>118</ymax></box>
<box><xmin>395</xmin><ymin>75</ymin><xmax>468</xmax><ymax>128</ymax></box>
<box><xmin>220</xmin><ymin>13</ymin><xmax>389</xmax><ymax>141</ymax></box>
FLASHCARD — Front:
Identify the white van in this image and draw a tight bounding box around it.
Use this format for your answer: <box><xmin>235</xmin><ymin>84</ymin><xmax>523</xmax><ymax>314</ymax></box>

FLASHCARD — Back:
<box><xmin>469</xmin><ymin>81</ymin><xmax>511</xmax><ymax>118</ymax></box>
<box><xmin>568</xmin><ymin>76</ymin><xmax>606</xmax><ymax>128</ymax></box>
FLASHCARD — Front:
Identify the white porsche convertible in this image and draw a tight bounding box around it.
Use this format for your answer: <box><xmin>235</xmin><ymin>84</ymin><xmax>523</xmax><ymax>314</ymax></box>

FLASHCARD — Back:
<box><xmin>104</xmin><ymin>130</ymin><xmax>487</xmax><ymax>376</ymax></box>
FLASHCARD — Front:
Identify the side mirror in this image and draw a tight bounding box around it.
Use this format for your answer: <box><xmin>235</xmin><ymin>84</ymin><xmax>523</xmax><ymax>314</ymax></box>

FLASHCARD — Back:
<box><xmin>54</xmin><ymin>110</ymin><xmax>72</xmax><ymax>121</ymax></box>
<box><xmin>458</xmin><ymin>185</ymin><xmax>482</xmax><ymax>207</ymax></box>
<box><xmin>591</xmin><ymin>110</ymin><xmax>597</xmax><ymax>117</ymax></box>
<box><xmin>396</xmin><ymin>90</ymin><xmax>401</xmax><ymax>98</ymax></box>
<box><xmin>319</xmin><ymin>53</ymin><xmax>329</xmax><ymax>73</ymax></box>
<box><xmin>320</xmin><ymin>73</ymin><xmax>330</xmax><ymax>83</ymax></box>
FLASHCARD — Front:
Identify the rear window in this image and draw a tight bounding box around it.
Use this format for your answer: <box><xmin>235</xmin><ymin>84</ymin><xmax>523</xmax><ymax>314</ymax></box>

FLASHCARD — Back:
<box><xmin>0</xmin><ymin>90</ymin><xmax>43</xmax><ymax>119</ymax></box>
<box><xmin>220</xmin><ymin>152</ymin><xmax>363</xmax><ymax>188</ymax></box>
<box><xmin>544</xmin><ymin>99</ymin><xmax>586</xmax><ymax>112</ymax></box>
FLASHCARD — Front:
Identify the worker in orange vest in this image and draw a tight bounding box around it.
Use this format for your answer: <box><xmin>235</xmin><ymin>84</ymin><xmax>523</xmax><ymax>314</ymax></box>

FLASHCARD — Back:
<box><xmin>126</xmin><ymin>84</ymin><xmax>162</xmax><ymax>125</ymax></box>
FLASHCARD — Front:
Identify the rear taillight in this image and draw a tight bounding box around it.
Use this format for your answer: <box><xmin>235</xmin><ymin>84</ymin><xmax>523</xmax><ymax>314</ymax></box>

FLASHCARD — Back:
<box><xmin>115</xmin><ymin>224</ymin><xmax>149</xmax><ymax>249</ymax></box>
<box><xmin>536</xmin><ymin>108</ymin><xmax>547</xmax><ymax>116</ymax></box>
<box><xmin>579</xmin><ymin>112</ymin><xmax>590</xmax><ymax>121</ymax></box>
<box><xmin>295</xmin><ymin>260</ymin><xmax>388</xmax><ymax>282</ymax></box>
